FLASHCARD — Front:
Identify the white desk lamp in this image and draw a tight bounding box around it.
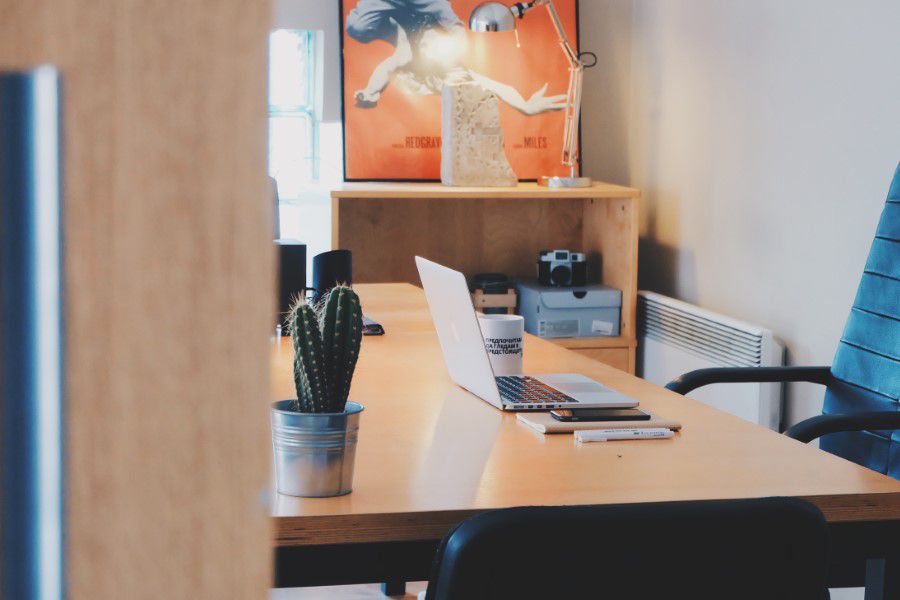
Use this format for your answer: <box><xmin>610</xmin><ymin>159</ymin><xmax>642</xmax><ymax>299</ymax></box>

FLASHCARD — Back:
<box><xmin>469</xmin><ymin>0</ymin><xmax>592</xmax><ymax>187</ymax></box>
<box><xmin>469</xmin><ymin>1</ymin><xmax>592</xmax><ymax>188</ymax></box>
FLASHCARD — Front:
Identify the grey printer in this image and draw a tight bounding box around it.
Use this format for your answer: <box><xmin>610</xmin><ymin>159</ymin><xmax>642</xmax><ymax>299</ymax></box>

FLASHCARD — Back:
<box><xmin>516</xmin><ymin>280</ymin><xmax>622</xmax><ymax>338</ymax></box>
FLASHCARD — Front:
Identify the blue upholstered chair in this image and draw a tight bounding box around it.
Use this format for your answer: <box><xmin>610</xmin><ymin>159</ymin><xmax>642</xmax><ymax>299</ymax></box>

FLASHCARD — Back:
<box><xmin>667</xmin><ymin>163</ymin><xmax>900</xmax><ymax>478</ymax></box>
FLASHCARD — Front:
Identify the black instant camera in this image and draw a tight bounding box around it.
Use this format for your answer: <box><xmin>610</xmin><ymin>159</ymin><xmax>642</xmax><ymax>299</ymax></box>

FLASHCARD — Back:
<box><xmin>537</xmin><ymin>249</ymin><xmax>587</xmax><ymax>287</ymax></box>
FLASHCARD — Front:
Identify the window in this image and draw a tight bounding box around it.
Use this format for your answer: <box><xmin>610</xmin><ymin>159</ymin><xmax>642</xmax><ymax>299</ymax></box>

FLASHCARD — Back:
<box><xmin>268</xmin><ymin>29</ymin><xmax>341</xmax><ymax>279</ymax></box>
<box><xmin>269</xmin><ymin>29</ymin><xmax>318</xmax><ymax>199</ymax></box>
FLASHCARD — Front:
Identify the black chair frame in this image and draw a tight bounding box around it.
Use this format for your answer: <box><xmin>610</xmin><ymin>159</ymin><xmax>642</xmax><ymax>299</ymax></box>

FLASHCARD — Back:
<box><xmin>664</xmin><ymin>366</ymin><xmax>900</xmax><ymax>442</ymax></box>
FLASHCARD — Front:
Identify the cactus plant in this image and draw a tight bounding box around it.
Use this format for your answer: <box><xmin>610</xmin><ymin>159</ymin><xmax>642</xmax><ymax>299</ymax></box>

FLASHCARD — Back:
<box><xmin>287</xmin><ymin>285</ymin><xmax>363</xmax><ymax>413</ymax></box>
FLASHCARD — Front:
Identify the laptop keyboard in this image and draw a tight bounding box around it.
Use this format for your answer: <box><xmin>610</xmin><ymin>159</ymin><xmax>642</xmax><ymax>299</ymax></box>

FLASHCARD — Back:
<box><xmin>495</xmin><ymin>375</ymin><xmax>577</xmax><ymax>406</ymax></box>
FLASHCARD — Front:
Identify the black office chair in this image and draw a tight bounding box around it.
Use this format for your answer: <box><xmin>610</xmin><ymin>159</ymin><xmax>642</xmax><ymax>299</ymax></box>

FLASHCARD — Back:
<box><xmin>425</xmin><ymin>498</ymin><xmax>830</xmax><ymax>600</ymax></box>
<box><xmin>666</xmin><ymin>163</ymin><xmax>900</xmax><ymax>477</ymax></box>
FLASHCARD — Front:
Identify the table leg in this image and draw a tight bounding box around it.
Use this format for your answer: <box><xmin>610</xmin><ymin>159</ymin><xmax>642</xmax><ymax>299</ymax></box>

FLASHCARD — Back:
<box><xmin>865</xmin><ymin>557</ymin><xmax>900</xmax><ymax>600</ymax></box>
<box><xmin>381</xmin><ymin>580</ymin><xmax>406</xmax><ymax>596</ymax></box>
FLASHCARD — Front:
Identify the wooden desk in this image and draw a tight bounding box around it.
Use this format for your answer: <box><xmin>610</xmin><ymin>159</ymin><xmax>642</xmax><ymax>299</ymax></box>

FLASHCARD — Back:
<box><xmin>331</xmin><ymin>182</ymin><xmax>640</xmax><ymax>373</ymax></box>
<box><xmin>271</xmin><ymin>284</ymin><xmax>900</xmax><ymax>589</ymax></box>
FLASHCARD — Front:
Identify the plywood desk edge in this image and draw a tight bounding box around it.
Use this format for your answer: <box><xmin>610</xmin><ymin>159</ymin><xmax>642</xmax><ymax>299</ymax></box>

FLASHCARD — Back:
<box><xmin>554</xmin><ymin>336</ymin><xmax>638</xmax><ymax>350</ymax></box>
<box><xmin>273</xmin><ymin>491</ymin><xmax>900</xmax><ymax>547</ymax></box>
<box><xmin>330</xmin><ymin>181</ymin><xmax>641</xmax><ymax>200</ymax></box>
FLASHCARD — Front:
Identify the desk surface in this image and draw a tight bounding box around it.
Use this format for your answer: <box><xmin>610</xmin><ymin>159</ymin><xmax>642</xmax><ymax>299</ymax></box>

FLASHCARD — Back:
<box><xmin>271</xmin><ymin>284</ymin><xmax>900</xmax><ymax>547</ymax></box>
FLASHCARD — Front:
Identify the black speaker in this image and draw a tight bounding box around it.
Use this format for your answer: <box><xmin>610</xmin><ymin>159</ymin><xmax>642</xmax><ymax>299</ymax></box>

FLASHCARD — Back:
<box><xmin>312</xmin><ymin>249</ymin><xmax>352</xmax><ymax>302</ymax></box>
<box><xmin>276</xmin><ymin>239</ymin><xmax>306</xmax><ymax>334</ymax></box>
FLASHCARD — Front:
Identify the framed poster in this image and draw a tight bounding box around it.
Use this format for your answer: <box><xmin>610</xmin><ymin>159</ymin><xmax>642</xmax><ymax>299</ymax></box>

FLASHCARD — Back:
<box><xmin>340</xmin><ymin>0</ymin><xmax>580</xmax><ymax>181</ymax></box>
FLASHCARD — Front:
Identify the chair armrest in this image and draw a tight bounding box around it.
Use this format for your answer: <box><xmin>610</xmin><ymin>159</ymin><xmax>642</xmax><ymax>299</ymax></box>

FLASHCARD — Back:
<box><xmin>785</xmin><ymin>411</ymin><xmax>900</xmax><ymax>443</ymax></box>
<box><xmin>665</xmin><ymin>366</ymin><xmax>832</xmax><ymax>395</ymax></box>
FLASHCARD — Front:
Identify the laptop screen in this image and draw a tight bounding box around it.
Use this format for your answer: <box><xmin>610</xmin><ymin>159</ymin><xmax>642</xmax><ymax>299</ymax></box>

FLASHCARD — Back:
<box><xmin>415</xmin><ymin>257</ymin><xmax>503</xmax><ymax>407</ymax></box>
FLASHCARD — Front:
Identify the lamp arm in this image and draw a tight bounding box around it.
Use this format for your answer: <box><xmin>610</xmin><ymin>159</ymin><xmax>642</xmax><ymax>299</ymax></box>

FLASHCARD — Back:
<box><xmin>515</xmin><ymin>1</ymin><xmax>581</xmax><ymax>67</ymax></box>
<box><xmin>512</xmin><ymin>0</ymin><xmax>584</xmax><ymax>172</ymax></box>
<box><xmin>537</xmin><ymin>0</ymin><xmax>581</xmax><ymax>68</ymax></box>
<box><xmin>532</xmin><ymin>0</ymin><xmax>583</xmax><ymax>171</ymax></box>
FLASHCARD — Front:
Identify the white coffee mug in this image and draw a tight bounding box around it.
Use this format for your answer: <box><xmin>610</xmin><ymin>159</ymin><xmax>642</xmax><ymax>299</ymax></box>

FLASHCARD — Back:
<box><xmin>477</xmin><ymin>314</ymin><xmax>524</xmax><ymax>376</ymax></box>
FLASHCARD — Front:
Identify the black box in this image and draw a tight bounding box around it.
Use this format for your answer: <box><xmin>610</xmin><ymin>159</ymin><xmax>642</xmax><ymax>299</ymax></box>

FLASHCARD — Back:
<box><xmin>276</xmin><ymin>239</ymin><xmax>306</xmax><ymax>333</ymax></box>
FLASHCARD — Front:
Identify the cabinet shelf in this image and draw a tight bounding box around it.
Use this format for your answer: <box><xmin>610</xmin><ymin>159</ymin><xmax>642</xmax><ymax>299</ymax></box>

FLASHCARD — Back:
<box><xmin>331</xmin><ymin>182</ymin><xmax>640</xmax><ymax>373</ymax></box>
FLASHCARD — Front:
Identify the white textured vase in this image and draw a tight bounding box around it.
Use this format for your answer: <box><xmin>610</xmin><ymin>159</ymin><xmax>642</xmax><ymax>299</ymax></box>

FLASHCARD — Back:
<box><xmin>441</xmin><ymin>82</ymin><xmax>517</xmax><ymax>187</ymax></box>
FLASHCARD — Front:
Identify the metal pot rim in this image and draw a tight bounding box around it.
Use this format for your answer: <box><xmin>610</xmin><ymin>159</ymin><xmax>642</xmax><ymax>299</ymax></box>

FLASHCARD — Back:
<box><xmin>270</xmin><ymin>399</ymin><xmax>364</xmax><ymax>417</ymax></box>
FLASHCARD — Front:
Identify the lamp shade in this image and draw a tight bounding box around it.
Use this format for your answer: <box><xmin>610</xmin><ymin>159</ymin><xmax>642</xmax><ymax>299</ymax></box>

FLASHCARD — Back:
<box><xmin>468</xmin><ymin>2</ymin><xmax>516</xmax><ymax>32</ymax></box>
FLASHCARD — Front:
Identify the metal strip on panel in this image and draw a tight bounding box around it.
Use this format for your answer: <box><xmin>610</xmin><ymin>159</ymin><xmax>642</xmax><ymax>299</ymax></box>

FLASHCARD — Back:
<box><xmin>0</xmin><ymin>66</ymin><xmax>64</xmax><ymax>600</ymax></box>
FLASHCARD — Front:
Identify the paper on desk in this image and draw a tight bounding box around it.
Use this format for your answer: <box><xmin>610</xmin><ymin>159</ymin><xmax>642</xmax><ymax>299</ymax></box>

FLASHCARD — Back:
<box><xmin>516</xmin><ymin>411</ymin><xmax>682</xmax><ymax>434</ymax></box>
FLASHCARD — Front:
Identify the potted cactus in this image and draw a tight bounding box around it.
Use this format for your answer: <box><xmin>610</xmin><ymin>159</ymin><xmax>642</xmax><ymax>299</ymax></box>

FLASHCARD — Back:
<box><xmin>270</xmin><ymin>285</ymin><xmax>365</xmax><ymax>497</ymax></box>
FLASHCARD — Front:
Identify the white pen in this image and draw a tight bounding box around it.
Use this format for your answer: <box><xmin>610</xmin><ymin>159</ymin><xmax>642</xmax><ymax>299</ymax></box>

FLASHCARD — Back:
<box><xmin>575</xmin><ymin>428</ymin><xmax>675</xmax><ymax>443</ymax></box>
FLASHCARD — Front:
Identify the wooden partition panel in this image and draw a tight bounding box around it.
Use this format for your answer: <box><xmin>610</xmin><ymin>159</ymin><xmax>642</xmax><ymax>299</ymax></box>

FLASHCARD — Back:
<box><xmin>1</xmin><ymin>2</ymin><xmax>273</xmax><ymax>598</ymax></box>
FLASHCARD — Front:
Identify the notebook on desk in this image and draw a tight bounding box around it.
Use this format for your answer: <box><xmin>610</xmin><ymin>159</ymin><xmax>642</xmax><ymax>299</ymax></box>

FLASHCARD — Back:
<box><xmin>517</xmin><ymin>411</ymin><xmax>682</xmax><ymax>434</ymax></box>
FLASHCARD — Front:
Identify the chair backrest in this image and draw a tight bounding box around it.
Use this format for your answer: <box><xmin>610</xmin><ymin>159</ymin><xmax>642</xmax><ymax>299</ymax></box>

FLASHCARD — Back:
<box><xmin>425</xmin><ymin>498</ymin><xmax>829</xmax><ymax>600</ymax></box>
<box><xmin>820</xmin><ymin>163</ymin><xmax>900</xmax><ymax>478</ymax></box>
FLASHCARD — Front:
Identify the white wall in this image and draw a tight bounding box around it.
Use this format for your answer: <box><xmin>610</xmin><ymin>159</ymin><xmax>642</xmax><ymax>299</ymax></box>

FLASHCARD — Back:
<box><xmin>581</xmin><ymin>0</ymin><xmax>900</xmax><ymax>427</ymax></box>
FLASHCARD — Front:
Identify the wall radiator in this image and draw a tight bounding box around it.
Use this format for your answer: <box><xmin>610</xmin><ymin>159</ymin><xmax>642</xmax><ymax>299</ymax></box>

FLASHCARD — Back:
<box><xmin>637</xmin><ymin>291</ymin><xmax>785</xmax><ymax>430</ymax></box>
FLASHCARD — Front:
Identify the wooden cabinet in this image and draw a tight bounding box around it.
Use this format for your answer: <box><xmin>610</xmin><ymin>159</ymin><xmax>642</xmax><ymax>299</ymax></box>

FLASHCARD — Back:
<box><xmin>331</xmin><ymin>182</ymin><xmax>640</xmax><ymax>373</ymax></box>
<box><xmin>552</xmin><ymin>338</ymin><xmax>637</xmax><ymax>373</ymax></box>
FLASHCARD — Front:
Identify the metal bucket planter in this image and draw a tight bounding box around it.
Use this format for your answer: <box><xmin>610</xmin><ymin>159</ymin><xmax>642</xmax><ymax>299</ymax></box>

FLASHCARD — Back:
<box><xmin>270</xmin><ymin>400</ymin><xmax>364</xmax><ymax>497</ymax></box>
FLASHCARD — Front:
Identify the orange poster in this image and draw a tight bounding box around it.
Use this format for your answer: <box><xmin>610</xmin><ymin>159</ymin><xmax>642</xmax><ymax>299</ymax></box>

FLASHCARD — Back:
<box><xmin>340</xmin><ymin>0</ymin><xmax>580</xmax><ymax>181</ymax></box>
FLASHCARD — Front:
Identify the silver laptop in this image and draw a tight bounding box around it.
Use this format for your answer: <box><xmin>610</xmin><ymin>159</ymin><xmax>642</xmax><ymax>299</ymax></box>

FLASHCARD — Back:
<box><xmin>415</xmin><ymin>257</ymin><xmax>639</xmax><ymax>411</ymax></box>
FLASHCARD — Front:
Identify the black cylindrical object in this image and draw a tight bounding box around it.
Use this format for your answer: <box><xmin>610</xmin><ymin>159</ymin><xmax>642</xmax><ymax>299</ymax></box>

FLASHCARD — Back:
<box><xmin>276</xmin><ymin>239</ymin><xmax>307</xmax><ymax>333</ymax></box>
<box><xmin>471</xmin><ymin>273</ymin><xmax>511</xmax><ymax>315</ymax></box>
<box><xmin>312</xmin><ymin>249</ymin><xmax>352</xmax><ymax>302</ymax></box>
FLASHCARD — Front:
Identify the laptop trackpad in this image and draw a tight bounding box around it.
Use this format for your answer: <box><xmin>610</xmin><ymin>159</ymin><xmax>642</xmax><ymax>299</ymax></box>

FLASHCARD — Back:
<box><xmin>556</xmin><ymin>382</ymin><xmax>612</xmax><ymax>395</ymax></box>
<box><xmin>535</xmin><ymin>373</ymin><xmax>637</xmax><ymax>406</ymax></box>
<box><xmin>535</xmin><ymin>373</ymin><xmax>612</xmax><ymax>394</ymax></box>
